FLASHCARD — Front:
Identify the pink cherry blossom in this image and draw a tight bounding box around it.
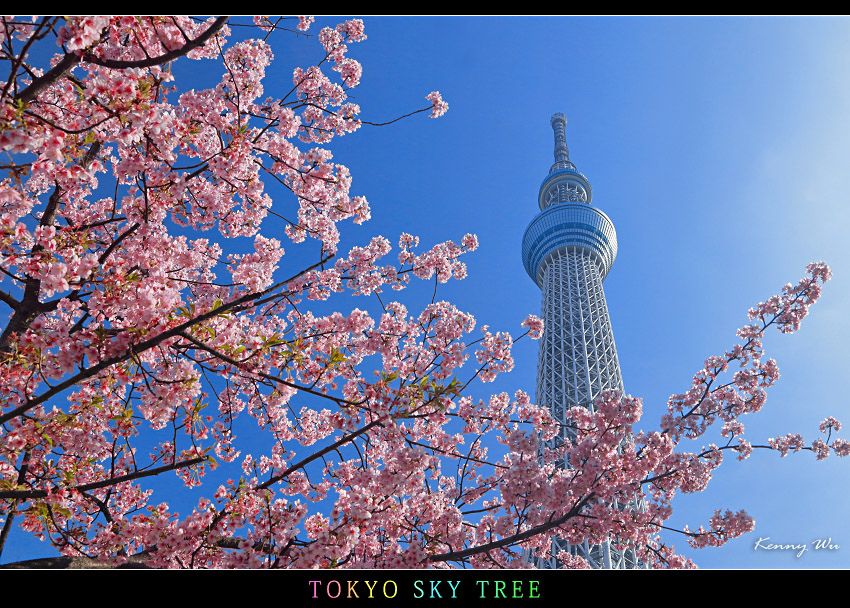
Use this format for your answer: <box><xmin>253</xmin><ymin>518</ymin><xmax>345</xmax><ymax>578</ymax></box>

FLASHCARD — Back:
<box><xmin>0</xmin><ymin>16</ymin><xmax>842</xmax><ymax>571</ymax></box>
<box><xmin>426</xmin><ymin>91</ymin><xmax>449</xmax><ymax>118</ymax></box>
<box><xmin>297</xmin><ymin>16</ymin><xmax>315</xmax><ymax>32</ymax></box>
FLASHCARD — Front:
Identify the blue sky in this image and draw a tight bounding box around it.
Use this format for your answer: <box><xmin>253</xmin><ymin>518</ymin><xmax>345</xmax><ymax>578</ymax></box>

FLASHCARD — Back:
<box><xmin>4</xmin><ymin>16</ymin><xmax>849</xmax><ymax>569</ymax></box>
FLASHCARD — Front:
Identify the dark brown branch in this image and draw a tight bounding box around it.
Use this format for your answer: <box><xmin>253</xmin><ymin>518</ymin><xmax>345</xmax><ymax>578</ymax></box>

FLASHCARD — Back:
<box><xmin>0</xmin><ymin>289</ymin><xmax>19</xmax><ymax>310</ymax></box>
<box><xmin>1</xmin><ymin>17</ymin><xmax>56</xmax><ymax>101</ymax></box>
<box><xmin>257</xmin><ymin>419</ymin><xmax>385</xmax><ymax>490</ymax></box>
<box><xmin>0</xmin><ymin>183</ymin><xmax>65</xmax><ymax>351</ymax></box>
<box><xmin>177</xmin><ymin>330</ymin><xmax>356</xmax><ymax>407</ymax></box>
<box><xmin>13</xmin><ymin>17</ymin><xmax>229</xmax><ymax>105</ymax></box>
<box><xmin>0</xmin><ymin>456</ymin><xmax>207</xmax><ymax>500</ymax></box>
<box><xmin>81</xmin><ymin>17</ymin><xmax>229</xmax><ymax>70</ymax></box>
<box><xmin>0</xmin><ymin>450</ymin><xmax>30</xmax><ymax>558</ymax></box>
<box><xmin>0</xmin><ymin>555</ymin><xmax>152</xmax><ymax>569</ymax></box>
<box><xmin>0</xmin><ymin>254</ymin><xmax>333</xmax><ymax>426</ymax></box>
<box><xmin>14</xmin><ymin>50</ymin><xmax>82</xmax><ymax>104</ymax></box>
<box><xmin>427</xmin><ymin>493</ymin><xmax>596</xmax><ymax>563</ymax></box>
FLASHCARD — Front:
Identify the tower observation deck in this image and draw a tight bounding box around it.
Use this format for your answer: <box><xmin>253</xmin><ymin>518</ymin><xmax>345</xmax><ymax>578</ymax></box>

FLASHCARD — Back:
<box><xmin>522</xmin><ymin>114</ymin><xmax>641</xmax><ymax>569</ymax></box>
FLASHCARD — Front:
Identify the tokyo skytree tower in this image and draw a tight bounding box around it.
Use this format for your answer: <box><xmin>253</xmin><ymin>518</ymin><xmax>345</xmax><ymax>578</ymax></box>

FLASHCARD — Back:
<box><xmin>521</xmin><ymin>114</ymin><xmax>641</xmax><ymax>569</ymax></box>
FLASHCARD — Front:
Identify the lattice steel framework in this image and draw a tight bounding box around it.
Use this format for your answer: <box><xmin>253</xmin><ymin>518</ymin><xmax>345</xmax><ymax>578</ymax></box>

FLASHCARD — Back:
<box><xmin>521</xmin><ymin>114</ymin><xmax>642</xmax><ymax>569</ymax></box>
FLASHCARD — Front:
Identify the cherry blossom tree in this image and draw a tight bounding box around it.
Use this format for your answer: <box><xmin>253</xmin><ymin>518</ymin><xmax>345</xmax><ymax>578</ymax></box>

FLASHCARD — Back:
<box><xmin>0</xmin><ymin>16</ymin><xmax>844</xmax><ymax>569</ymax></box>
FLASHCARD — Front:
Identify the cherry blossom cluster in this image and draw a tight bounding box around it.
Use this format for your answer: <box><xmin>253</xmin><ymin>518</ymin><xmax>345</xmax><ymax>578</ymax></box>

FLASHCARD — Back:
<box><xmin>426</xmin><ymin>92</ymin><xmax>449</xmax><ymax>118</ymax></box>
<box><xmin>0</xmin><ymin>16</ymin><xmax>841</xmax><ymax>571</ymax></box>
<box><xmin>683</xmin><ymin>509</ymin><xmax>754</xmax><ymax>550</ymax></box>
<box><xmin>660</xmin><ymin>263</ymin><xmax>831</xmax><ymax>444</ymax></box>
<box><xmin>765</xmin><ymin>415</ymin><xmax>849</xmax><ymax>460</ymax></box>
<box><xmin>520</xmin><ymin>314</ymin><xmax>544</xmax><ymax>339</ymax></box>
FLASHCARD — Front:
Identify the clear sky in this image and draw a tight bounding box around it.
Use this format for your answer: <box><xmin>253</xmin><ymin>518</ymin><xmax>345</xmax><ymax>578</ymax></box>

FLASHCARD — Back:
<box><xmin>4</xmin><ymin>15</ymin><xmax>849</xmax><ymax>569</ymax></box>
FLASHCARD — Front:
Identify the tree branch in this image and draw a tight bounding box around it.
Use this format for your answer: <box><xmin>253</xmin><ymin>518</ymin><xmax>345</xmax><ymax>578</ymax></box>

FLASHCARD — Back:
<box><xmin>0</xmin><ymin>253</ymin><xmax>333</xmax><ymax>425</ymax></box>
<box><xmin>13</xmin><ymin>17</ymin><xmax>229</xmax><ymax>105</ymax></box>
<box><xmin>81</xmin><ymin>17</ymin><xmax>229</xmax><ymax>70</ymax></box>
<box><xmin>427</xmin><ymin>493</ymin><xmax>596</xmax><ymax>563</ymax></box>
<box><xmin>0</xmin><ymin>456</ymin><xmax>208</xmax><ymax>500</ymax></box>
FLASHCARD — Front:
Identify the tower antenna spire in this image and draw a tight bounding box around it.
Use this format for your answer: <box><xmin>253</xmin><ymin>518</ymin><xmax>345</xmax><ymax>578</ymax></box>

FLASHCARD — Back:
<box><xmin>551</xmin><ymin>112</ymin><xmax>570</xmax><ymax>164</ymax></box>
<box><xmin>549</xmin><ymin>112</ymin><xmax>576</xmax><ymax>172</ymax></box>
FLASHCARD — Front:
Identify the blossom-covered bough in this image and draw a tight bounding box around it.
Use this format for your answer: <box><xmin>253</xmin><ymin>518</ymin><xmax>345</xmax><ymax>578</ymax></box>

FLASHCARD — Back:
<box><xmin>0</xmin><ymin>16</ymin><xmax>843</xmax><ymax>569</ymax></box>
